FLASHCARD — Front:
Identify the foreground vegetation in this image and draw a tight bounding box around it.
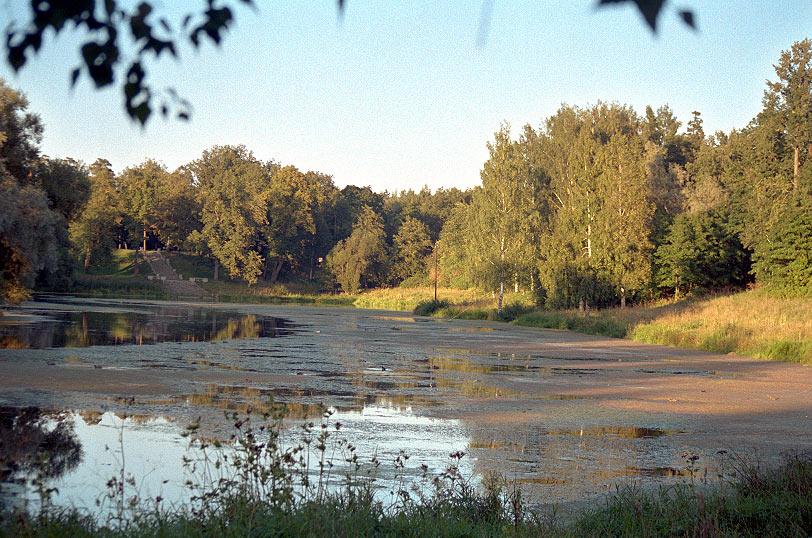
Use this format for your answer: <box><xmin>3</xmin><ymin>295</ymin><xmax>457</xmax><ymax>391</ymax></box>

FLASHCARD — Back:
<box><xmin>2</xmin><ymin>403</ymin><xmax>810</xmax><ymax>537</ymax></box>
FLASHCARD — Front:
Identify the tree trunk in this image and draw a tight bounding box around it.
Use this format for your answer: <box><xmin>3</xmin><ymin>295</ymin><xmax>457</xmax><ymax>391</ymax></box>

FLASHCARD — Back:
<box><xmin>84</xmin><ymin>247</ymin><xmax>91</xmax><ymax>273</ymax></box>
<box><xmin>143</xmin><ymin>223</ymin><xmax>148</xmax><ymax>251</ymax></box>
<box><xmin>620</xmin><ymin>287</ymin><xmax>626</xmax><ymax>309</ymax></box>
<box><xmin>674</xmin><ymin>273</ymin><xmax>680</xmax><ymax>301</ymax></box>
<box><xmin>514</xmin><ymin>273</ymin><xmax>518</xmax><ymax>293</ymax></box>
<box><xmin>214</xmin><ymin>259</ymin><xmax>219</xmax><ymax>281</ymax></box>
<box><xmin>270</xmin><ymin>259</ymin><xmax>284</xmax><ymax>283</ymax></box>
<box><xmin>498</xmin><ymin>281</ymin><xmax>504</xmax><ymax>314</ymax></box>
<box><xmin>794</xmin><ymin>145</ymin><xmax>800</xmax><ymax>191</ymax></box>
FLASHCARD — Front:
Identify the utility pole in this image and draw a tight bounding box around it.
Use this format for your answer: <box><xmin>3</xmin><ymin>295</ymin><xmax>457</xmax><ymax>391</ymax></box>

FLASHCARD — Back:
<box><xmin>434</xmin><ymin>240</ymin><xmax>439</xmax><ymax>302</ymax></box>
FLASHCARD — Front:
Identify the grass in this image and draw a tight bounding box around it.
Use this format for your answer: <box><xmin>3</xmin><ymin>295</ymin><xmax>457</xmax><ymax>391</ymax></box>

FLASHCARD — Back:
<box><xmin>163</xmin><ymin>252</ymin><xmax>216</xmax><ymax>280</ymax></box>
<box><xmin>571</xmin><ymin>452</ymin><xmax>812</xmax><ymax>537</ymax></box>
<box><xmin>355</xmin><ymin>287</ymin><xmax>506</xmax><ymax>312</ymax></box>
<box><xmin>84</xmin><ymin>250</ymin><xmax>138</xmax><ymax>277</ymax></box>
<box><xmin>199</xmin><ymin>280</ymin><xmax>355</xmax><ymax>306</ymax></box>
<box><xmin>2</xmin><ymin>400</ymin><xmax>810</xmax><ymax>537</ymax></box>
<box><xmin>195</xmin><ymin>282</ymin><xmax>534</xmax><ymax>314</ymax></box>
<box><xmin>37</xmin><ymin>250</ymin><xmax>168</xmax><ymax>299</ymax></box>
<box><xmin>63</xmin><ymin>275</ymin><xmax>168</xmax><ymax>299</ymax></box>
<box><xmin>513</xmin><ymin>288</ymin><xmax>812</xmax><ymax>365</ymax></box>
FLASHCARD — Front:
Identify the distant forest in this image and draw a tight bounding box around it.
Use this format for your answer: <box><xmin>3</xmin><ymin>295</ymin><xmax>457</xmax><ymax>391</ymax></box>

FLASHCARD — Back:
<box><xmin>2</xmin><ymin>40</ymin><xmax>812</xmax><ymax>305</ymax></box>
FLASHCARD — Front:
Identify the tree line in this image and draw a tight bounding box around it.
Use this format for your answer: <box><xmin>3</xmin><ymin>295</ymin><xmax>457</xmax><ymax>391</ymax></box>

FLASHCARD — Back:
<box><xmin>2</xmin><ymin>39</ymin><xmax>811</xmax><ymax>305</ymax></box>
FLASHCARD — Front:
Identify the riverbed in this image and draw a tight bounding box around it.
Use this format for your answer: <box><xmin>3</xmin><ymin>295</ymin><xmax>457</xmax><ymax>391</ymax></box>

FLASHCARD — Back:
<box><xmin>1</xmin><ymin>296</ymin><xmax>811</xmax><ymax>515</ymax></box>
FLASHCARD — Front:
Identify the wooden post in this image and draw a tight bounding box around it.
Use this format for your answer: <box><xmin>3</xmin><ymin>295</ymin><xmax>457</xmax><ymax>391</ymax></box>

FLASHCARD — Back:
<box><xmin>434</xmin><ymin>241</ymin><xmax>438</xmax><ymax>302</ymax></box>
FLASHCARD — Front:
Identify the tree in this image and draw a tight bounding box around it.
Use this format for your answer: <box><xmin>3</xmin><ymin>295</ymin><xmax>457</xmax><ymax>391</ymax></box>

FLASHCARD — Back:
<box><xmin>70</xmin><ymin>159</ymin><xmax>121</xmax><ymax>271</ymax></box>
<box><xmin>0</xmin><ymin>80</ymin><xmax>70</xmax><ymax>302</ymax></box>
<box><xmin>752</xmin><ymin>196</ymin><xmax>812</xmax><ymax>295</ymax></box>
<box><xmin>539</xmin><ymin>103</ymin><xmax>652</xmax><ymax>308</ymax></box>
<box><xmin>154</xmin><ymin>168</ymin><xmax>202</xmax><ymax>250</ymax></box>
<box><xmin>118</xmin><ymin>159</ymin><xmax>170</xmax><ymax>250</ymax></box>
<box><xmin>468</xmin><ymin>123</ymin><xmax>544</xmax><ymax>311</ymax></box>
<box><xmin>191</xmin><ymin>145</ymin><xmax>270</xmax><ymax>284</ymax></box>
<box><xmin>260</xmin><ymin>165</ymin><xmax>318</xmax><ymax>283</ymax></box>
<box><xmin>392</xmin><ymin>217</ymin><xmax>432</xmax><ymax>282</ymax></box>
<box><xmin>34</xmin><ymin>157</ymin><xmax>91</xmax><ymax>287</ymax></box>
<box><xmin>326</xmin><ymin>206</ymin><xmax>387</xmax><ymax>293</ymax></box>
<box><xmin>437</xmin><ymin>201</ymin><xmax>478</xmax><ymax>289</ymax></box>
<box><xmin>0</xmin><ymin>178</ymin><xmax>60</xmax><ymax>302</ymax></box>
<box><xmin>5</xmin><ymin>1</ymin><xmax>694</xmax><ymax>125</ymax></box>
<box><xmin>38</xmin><ymin>158</ymin><xmax>91</xmax><ymax>222</ymax></box>
<box><xmin>655</xmin><ymin>209</ymin><xmax>750</xmax><ymax>298</ymax></box>
<box><xmin>764</xmin><ymin>39</ymin><xmax>812</xmax><ymax>191</ymax></box>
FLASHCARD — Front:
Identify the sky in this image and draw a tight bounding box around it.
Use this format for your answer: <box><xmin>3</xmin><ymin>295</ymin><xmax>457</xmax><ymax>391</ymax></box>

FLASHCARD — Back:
<box><xmin>2</xmin><ymin>1</ymin><xmax>812</xmax><ymax>193</ymax></box>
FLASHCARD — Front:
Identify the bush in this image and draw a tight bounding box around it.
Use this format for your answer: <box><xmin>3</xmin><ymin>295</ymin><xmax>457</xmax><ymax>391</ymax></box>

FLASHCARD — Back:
<box><xmin>413</xmin><ymin>299</ymin><xmax>450</xmax><ymax>316</ymax></box>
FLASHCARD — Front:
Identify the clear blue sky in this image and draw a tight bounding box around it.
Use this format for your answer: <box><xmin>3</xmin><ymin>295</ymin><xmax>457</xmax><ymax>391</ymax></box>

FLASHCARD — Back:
<box><xmin>2</xmin><ymin>1</ymin><xmax>811</xmax><ymax>192</ymax></box>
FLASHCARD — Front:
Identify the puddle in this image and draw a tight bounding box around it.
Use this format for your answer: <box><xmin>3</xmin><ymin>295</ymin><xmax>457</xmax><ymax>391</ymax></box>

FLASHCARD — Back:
<box><xmin>0</xmin><ymin>298</ymin><xmax>294</xmax><ymax>348</ymax></box>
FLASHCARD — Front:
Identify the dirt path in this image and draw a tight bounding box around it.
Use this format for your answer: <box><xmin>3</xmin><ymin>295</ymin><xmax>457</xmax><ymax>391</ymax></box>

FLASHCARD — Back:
<box><xmin>142</xmin><ymin>251</ymin><xmax>211</xmax><ymax>298</ymax></box>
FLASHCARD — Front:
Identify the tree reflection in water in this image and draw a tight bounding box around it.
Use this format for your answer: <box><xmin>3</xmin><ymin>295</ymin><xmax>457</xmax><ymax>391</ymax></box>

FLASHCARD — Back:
<box><xmin>0</xmin><ymin>407</ymin><xmax>83</xmax><ymax>496</ymax></box>
<box><xmin>0</xmin><ymin>301</ymin><xmax>294</xmax><ymax>349</ymax></box>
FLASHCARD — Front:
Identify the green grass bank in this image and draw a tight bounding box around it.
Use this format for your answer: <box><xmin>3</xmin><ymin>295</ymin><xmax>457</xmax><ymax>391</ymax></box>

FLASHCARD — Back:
<box><xmin>513</xmin><ymin>289</ymin><xmax>812</xmax><ymax>366</ymax></box>
<box><xmin>40</xmin><ymin>250</ymin><xmax>167</xmax><ymax>300</ymax></box>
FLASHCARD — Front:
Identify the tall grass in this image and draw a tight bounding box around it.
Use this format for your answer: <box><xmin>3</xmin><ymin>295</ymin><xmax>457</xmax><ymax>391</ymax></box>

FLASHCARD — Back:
<box><xmin>573</xmin><ymin>452</ymin><xmax>812</xmax><ymax>537</ymax></box>
<box><xmin>514</xmin><ymin>289</ymin><xmax>812</xmax><ymax>365</ymax></box>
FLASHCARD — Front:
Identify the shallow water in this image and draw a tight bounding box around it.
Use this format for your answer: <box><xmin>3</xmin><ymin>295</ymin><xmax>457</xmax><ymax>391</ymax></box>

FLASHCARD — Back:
<box><xmin>3</xmin><ymin>296</ymin><xmax>808</xmax><ymax>515</ymax></box>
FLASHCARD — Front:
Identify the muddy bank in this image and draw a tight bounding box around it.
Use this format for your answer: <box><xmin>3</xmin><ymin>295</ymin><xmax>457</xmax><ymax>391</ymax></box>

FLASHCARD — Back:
<box><xmin>1</xmin><ymin>297</ymin><xmax>811</xmax><ymax>508</ymax></box>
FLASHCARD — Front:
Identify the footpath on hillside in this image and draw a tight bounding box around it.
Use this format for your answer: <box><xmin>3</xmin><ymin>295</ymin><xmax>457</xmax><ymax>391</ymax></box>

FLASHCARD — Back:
<box><xmin>142</xmin><ymin>250</ymin><xmax>211</xmax><ymax>298</ymax></box>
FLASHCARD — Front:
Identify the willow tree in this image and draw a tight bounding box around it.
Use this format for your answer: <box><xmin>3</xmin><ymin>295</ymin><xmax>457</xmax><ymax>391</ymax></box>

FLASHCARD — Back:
<box><xmin>0</xmin><ymin>81</ymin><xmax>64</xmax><ymax>302</ymax></box>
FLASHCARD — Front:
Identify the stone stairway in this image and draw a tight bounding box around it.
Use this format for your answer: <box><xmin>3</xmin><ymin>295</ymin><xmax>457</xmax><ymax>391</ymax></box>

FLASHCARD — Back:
<box><xmin>142</xmin><ymin>251</ymin><xmax>211</xmax><ymax>298</ymax></box>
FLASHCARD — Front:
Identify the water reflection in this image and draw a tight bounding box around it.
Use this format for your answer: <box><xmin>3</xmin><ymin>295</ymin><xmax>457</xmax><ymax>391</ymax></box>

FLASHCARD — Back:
<box><xmin>466</xmin><ymin>422</ymin><xmax>712</xmax><ymax>504</ymax></box>
<box><xmin>0</xmin><ymin>299</ymin><xmax>294</xmax><ymax>348</ymax></box>
<box><xmin>0</xmin><ymin>407</ymin><xmax>83</xmax><ymax>507</ymax></box>
<box><xmin>1</xmin><ymin>405</ymin><xmax>472</xmax><ymax>516</ymax></box>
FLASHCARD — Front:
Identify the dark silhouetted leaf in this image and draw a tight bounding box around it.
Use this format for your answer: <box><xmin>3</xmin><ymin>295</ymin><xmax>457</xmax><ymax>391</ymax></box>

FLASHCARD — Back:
<box><xmin>679</xmin><ymin>10</ymin><xmax>695</xmax><ymax>29</ymax></box>
<box><xmin>7</xmin><ymin>44</ymin><xmax>26</xmax><ymax>71</ymax></box>
<box><xmin>70</xmin><ymin>67</ymin><xmax>81</xmax><ymax>87</ymax></box>
<box><xmin>81</xmin><ymin>41</ymin><xmax>117</xmax><ymax>87</ymax></box>
<box><xmin>598</xmin><ymin>0</ymin><xmax>666</xmax><ymax>31</ymax></box>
